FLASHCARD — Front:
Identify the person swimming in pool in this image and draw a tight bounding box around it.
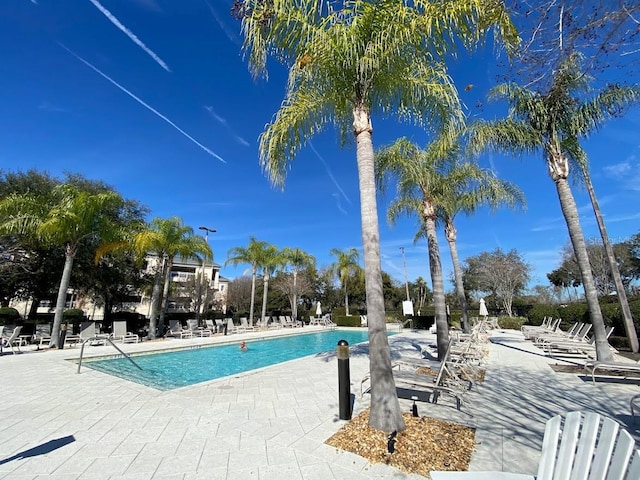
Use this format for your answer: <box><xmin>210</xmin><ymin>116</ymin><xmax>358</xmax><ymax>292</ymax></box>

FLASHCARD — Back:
<box><xmin>239</xmin><ymin>341</ymin><xmax>247</xmax><ymax>351</ymax></box>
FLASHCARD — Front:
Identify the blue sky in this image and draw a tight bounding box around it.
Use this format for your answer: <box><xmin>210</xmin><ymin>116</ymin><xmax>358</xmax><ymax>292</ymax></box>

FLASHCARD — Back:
<box><xmin>2</xmin><ymin>0</ymin><xmax>640</xmax><ymax>292</ymax></box>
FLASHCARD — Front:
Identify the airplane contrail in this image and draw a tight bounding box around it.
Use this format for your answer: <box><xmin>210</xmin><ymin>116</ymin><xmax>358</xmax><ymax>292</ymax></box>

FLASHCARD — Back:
<box><xmin>60</xmin><ymin>44</ymin><xmax>225</xmax><ymax>163</ymax></box>
<box><xmin>309</xmin><ymin>141</ymin><xmax>352</xmax><ymax>205</ymax></box>
<box><xmin>89</xmin><ymin>0</ymin><xmax>171</xmax><ymax>72</ymax></box>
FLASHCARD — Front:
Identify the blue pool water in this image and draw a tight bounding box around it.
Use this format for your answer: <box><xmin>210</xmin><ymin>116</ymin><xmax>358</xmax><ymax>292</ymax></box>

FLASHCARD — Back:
<box><xmin>84</xmin><ymin>330</ymin><xmax>380</xmax><ymax>390</ymax></box>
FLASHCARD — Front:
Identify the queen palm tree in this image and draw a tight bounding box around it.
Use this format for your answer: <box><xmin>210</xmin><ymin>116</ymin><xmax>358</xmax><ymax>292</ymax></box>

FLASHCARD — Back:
<box><xmin>580</xmin><ymin>167</ymin><xmax>639</xmax><ymax>352</ymax></box>
<box><xmin>258</xmin><ymin>244</ymin><xmax>284</xmax><ymax>325</ymax></box>
<box><xmin>439</xmin><ymin>160</ymin><xmax>525</xmax><ymax>333</ymax></box>
<box><xmin>226</xmin><ymin>237</ymin><xmax>269</xmax><ymax>326</ymax></box>
<box><xmin>282</xmin><ymin>247</ymin><xmax>316</xmax><ymax>322</ymax></box>
<box><xmin>329</xmin><ymin>248</ymin><xmax>362</xmax><ymax>317</ymax></box>
<box><xmin>104</xmin><ymin>217</ymin><xmax>212</xmax><ymax>339</ymax></box>
<box><xmin>468</xmin><ymin>53</ymin><xmax>640</xmax><ymax>360</ymax></box>
<box><xmin>0</xmin><ymin>184</ymin><xmax>123</xmax><ymax>347</ymax></box>
<box><xmin>376</xmin><ymin>136</ymin><xmax>462</xmax><ymax>359</ymax></box>
<box><xmin>232</xmin><ymin>0</ymin><xmax>518</xmax><ymax>431</ymax></box>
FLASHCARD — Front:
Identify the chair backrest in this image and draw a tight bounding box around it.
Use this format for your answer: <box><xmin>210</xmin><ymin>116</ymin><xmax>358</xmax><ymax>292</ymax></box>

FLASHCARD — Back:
<box><xmin>187</xmin><ymin>319</ymin><xmax>198</xmax><ymax>331</ymax></box>
<box><xmin>80</xmin><ymin>321</ymin><xmax>96</xmax><ymax>339</ymax></box>
<box><xmin>169</xmin><ymin>320</ymin><xmax>181</xmax><ymax>332</ymax></box>
<box><xmin>537</xmin><ymin>411</ymin><xmax>640</xmax><ymax>480</ymax></box>
<box><xmin>205</xmin><ymin>319</ymin><xmax>215</xmax><ymax>330</ymax></box>
<box><xmin>6</xmin><ymin>326</ymin><xmax>23</xmax><ymax>343</ymax></box>
<box><xmin>112</xmin><ymin>320</ymin><xmax>128</xmax><ymax>337</ymax></box>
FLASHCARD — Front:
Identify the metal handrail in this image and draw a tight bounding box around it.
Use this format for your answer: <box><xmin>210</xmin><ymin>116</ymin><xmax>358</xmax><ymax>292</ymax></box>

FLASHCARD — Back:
<box><xmin>77</xmin><ymin>336</ymin><xmax>142</xmax><ymax>374</ymax></box>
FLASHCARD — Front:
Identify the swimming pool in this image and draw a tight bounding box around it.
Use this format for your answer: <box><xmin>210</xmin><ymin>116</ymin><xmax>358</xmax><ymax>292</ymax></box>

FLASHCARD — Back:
<box><xmin>84</xmin><ymin>330</ymin><xmax>382</xmax><ymax>390</ymax></box>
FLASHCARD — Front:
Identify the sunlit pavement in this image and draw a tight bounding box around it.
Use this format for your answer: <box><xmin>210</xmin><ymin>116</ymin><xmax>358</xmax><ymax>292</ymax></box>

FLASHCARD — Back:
<box><xmin>1</xmin><ymin>326</ymin><xmax>638</xmax><ymax>479</ymax></box>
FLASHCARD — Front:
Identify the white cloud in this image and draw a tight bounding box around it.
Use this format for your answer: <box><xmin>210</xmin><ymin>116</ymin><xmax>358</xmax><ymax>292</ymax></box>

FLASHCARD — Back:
<box><xmin>89</xmin><ymin>0</ymin><xmax>171</xmax><ymax>72</ymax></box>
<box><xmin>603</xmin><ymin>161</ymin><xmax>632</xmax><ymax>178</ymax></box>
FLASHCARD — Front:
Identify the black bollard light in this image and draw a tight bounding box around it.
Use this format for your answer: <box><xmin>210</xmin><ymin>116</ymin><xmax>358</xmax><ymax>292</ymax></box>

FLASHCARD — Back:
<box><xmin>337</xmin><ymin>339</ymin><xmax>352</xmax><ymax>420</ymax></box>
<box><xmin>387</xmin><ymin>430</ymin><xmax>397</xmax><ymax>453</ymax></box>
<box><xmin>411</xmin><ymin>396</ymin><xmax>419</xmax><ymax>417</ymax></box>
<box><xmin>58</xmin><ymin>322</ymin><xmax>68</xmax><ymax>349</ymax></box>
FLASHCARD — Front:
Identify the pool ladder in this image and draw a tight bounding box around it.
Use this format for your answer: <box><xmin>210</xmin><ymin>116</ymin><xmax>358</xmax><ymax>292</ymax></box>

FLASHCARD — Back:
<box><xmin>77</xmin><ymin>336</ymin><xmax>142</xmax><ymax>374</ymax></box>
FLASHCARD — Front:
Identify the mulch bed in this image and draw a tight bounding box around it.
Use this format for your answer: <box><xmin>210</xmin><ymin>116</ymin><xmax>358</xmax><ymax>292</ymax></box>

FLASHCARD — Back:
<box><xmin>326</xmin><ymin>409</ymin><xmax>476</xmax><ymax>477</ymax></box>
<box><xmin>549</xmin><ymin>363</ymin><xmax>640</xmax><ymax>378</ymax></box>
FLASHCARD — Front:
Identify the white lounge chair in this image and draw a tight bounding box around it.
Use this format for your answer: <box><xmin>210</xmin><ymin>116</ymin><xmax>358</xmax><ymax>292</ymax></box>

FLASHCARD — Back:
<box><xmin>240</xmin><ymin>317</ymin><xmax>255</xmax><ymax>331</ymax></box>
<box><xmin>431</xmin><ymin>411</ymin><xmax>640</xmax><ymax>480</ymax></box>
<box><xmin>109</xmin><ymin>320</ymin><xmax>139</xmax><ymax>343</ymax></box>
<box><xmin>2</xmin><ymin>326</ymin><xmax>24</xmax><ymax>354</ymax></box>
<box><xmin>584</xmin><ymin>357</ymin><xmax>640</xmax><ymax>384</ymax></box>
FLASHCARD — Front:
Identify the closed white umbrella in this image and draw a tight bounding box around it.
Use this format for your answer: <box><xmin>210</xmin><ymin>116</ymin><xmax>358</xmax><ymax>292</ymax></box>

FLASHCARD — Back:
<box><xmin>479</xmin><ymin>298</ymin><xmax>488</xmax><ymax>318</ymax></box>
<box><xmin>316</xmin><ymin>301</ymin><xmax>322</xmax><ymax>317</ymax></box>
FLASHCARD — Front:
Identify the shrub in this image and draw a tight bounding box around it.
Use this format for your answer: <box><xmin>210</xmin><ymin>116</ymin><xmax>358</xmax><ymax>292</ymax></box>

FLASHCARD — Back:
<box><xmin>557</xmin><ymin>303</ymin><xmax>589</xmax><ymax>325</ymax></box>
<box><xmin>63</xmin><ymin>308</ymin><xmax>86</xmax><ymax>323</ymax></box>
<box><xmin>334</xmin><ymin>315</ymin><xmax>361</xmax><ymax>327</ymax></box>
<box><xmin>526</xmin><ymin>304</ymin><xmax>560</xmax><ymax>326</ymax></box>
<box><xmin>609</xmin><ymin>335</ymin><xmax>631</xmax><ymax>351</ymax></box>
<box><xmin>498</xmin><ymin>316</ymin><xmax>526</xmax><ymax>330</ymax></box>
<box><xmin>0</xmin><ymin>307</ymin><xmax>21</xmax><ymax>325</ymax></box>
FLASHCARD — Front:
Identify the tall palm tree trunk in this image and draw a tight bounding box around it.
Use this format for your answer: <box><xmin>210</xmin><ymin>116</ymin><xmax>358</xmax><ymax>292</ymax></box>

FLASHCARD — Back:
<box><xmin>582</xmin><ymin>168</ymin><xmax>639</xmax><ymax>352</ymax></box>
<box><xmin>158</xmin><ymin>256</ymin><xmax>174</xmax><ymax>335</ymax></box>
<box><xmin>261</xmin><ymin>274</ymin><xmax>270</xmax><ymax>324</ymax></box>
<box><xmin>51</xmin><ymin>245</ymin><xmax>76</xmax><ymax>348</ymax></box>
<box><xmin>554</xmin><ymin>173</ymin><xmax>613</xmax><ymax>361</ymax></box>
<box><xmin>344</xmin><ymin>285</ymin><xmax>350</xmax><ymax>316</ymax></box>
<box><xmin>292</xmin><ymin>270</ymin><xmax>298</xmax><ymax>322</ymax></box>
<box><xmin>446</xmin><ymin>222</ymin><xmax>470</xmax><ymax>334</ymax></box>
<box><xmin>249</xmin><ymin>268</ymin><xmax>257</xmax><ymax>326</ymax></box>
<box><xmin>148</xmin><ymin>267</ymin><xmax>163</xmax><ymax>339</ymax></box>
<box><xmin>424</xmin><ymin>213</ymin><xmax>449</xmax><ymax>359</ymax></box>
<box><xmin>354</xmin><ymin>105</ymin><xmax>405</xmax><ymax>432</ymax></box>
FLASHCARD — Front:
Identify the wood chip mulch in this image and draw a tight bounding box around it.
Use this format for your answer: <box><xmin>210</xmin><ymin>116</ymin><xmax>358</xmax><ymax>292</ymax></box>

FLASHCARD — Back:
<box><xmin>325</xmin><ymin>408</ymin><xmax>476</xmax><ymax>477</ymax></box>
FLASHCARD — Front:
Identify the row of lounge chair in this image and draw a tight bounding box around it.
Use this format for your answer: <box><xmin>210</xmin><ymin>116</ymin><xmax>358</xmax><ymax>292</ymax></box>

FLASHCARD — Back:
<box><xmin>523</xmin><ymin>316</ymin><xmax>640</xmax><ymax>386</ymax></box>
<box><xmin>360</xmin><ymin>317</ymin><xmax>492</xmax><ymax>411</ymax></box>
<box><xmin>523</xmin><ymin>317</ymin><xmax>615</xmax><ymax>359</ymax></box>
<box><xmin>0</xmin><ymin>320</ymin><xmax>140</xmax><ymax>352</ymax></box>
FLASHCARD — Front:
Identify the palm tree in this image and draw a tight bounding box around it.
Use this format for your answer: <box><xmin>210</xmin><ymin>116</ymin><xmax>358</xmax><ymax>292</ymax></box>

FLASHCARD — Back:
<box><xmin>580</xmin><ymin>167</ymin><xmax>639</xmax><ymax>352</ymax></box>
<box><xmin>0</xmin><ymin>184</ymin><xmax>123</xmax><ymax>347</ymax></box>
<box><xmin>226</xmin><ymin>237</ymin><xmax>269</xmax><ymax>325</ymax></box>
<box><xmin>258</xmin><ymin>244</ymin><xmax>283</xmax><ymax>325</ymax></box>
<box><xmin>468</xmin><ymin>53</ymin><xmax>640</xmax><ymax>360</ymax></box>
<box><xmin>108</xmin><ymin>217</ymin><xmax>212</xmax><ymax>339</ymax></box>
<box><xmin>329</xmin><ymin>248</ymin><xmax>362</xmax><ymax>317</ymax></box>
<box><xmin>376</xmin><ymin>136</ymin><xmax>459</xmax><ymax>359</ymax></box>
<box><xmin>439</xmin><ymin>159</ymin><xmax>525</xmax><ymax>333</ymax></box>
<box><xmin>233</xmin><ymin>0</ymin><xmax>518</xmax><ymax>432</ymax></box>
<box><xmin>282</xmin><ymin>247</ymin><xmax>316</xmax><ymax>322</ymax></box>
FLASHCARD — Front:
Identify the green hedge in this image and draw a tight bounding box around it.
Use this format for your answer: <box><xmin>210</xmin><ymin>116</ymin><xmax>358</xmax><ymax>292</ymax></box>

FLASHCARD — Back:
<box><xmin>333</xmin><ymin>315</ymin><xmax>361</xmax><ymax>327</ymax></box>
<box><xmin>63</xmin><ymin>308</ymin><xmax>86</xmax><ymax>323</ymax></box>
<box><xmin>497</xmin><ymin>316</ymin><xmax>526</xmax><ymax>330</ymax></box>
<box><xmin>0</xmin><ymin>307</ymin><xmax>21</xmax><ymax>325</ymax></box>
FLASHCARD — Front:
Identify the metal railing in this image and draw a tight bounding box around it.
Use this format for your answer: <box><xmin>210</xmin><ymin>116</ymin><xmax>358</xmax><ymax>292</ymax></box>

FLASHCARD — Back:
<box><xmin>77</xmin><ymin>336</ymin><xmax>142</xmax><ymax>374</ymax></box>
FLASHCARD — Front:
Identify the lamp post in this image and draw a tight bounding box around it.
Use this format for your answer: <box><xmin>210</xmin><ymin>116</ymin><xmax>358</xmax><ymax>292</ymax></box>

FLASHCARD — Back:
<box><xmin>400</xmin><ymin>246</ymin><xmax>410</xmax><ymax>302</ymax></box>
<box><xmin>196</xmin><ymin>226</ymin><xmax>216</xmax><ymax>323</ymax></box>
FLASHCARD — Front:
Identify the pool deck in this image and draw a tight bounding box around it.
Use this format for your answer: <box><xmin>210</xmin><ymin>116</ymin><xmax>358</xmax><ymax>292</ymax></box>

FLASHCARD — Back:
<box><xmin>1</xmin><ymin>326</ymin><xmax>639</xmax><ymax>479</ymax></box>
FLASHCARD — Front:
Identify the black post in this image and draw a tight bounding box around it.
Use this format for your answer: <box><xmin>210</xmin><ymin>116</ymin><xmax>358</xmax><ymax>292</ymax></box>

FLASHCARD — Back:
<box><xmin>337</xmin><ymin>339</ymin><xmax>351</xmax><ymax>420</ymax></box>
<box><xmin>58</xmin><ymin>322</ymin><xmax>68</xmax><ymax>349</ymax></box>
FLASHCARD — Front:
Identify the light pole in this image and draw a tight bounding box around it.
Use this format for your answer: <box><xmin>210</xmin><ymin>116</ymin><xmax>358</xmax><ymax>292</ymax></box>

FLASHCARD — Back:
<box><xmin>400</xmin><ymin>247</ymin><xmax>410</xmax><ymax>302</ymax></box>
<box><xmin>196</xmin><ymin>226</ymin><xmax>216</xmax><ymax>323</ymax></box>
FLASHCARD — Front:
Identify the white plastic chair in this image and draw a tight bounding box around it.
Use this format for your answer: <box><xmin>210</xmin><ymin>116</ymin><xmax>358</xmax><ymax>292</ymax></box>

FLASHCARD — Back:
<box><xmin>431</xmin><ymin>411</ymin><xmax>640</xmax><ymax>480</ymax></box>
